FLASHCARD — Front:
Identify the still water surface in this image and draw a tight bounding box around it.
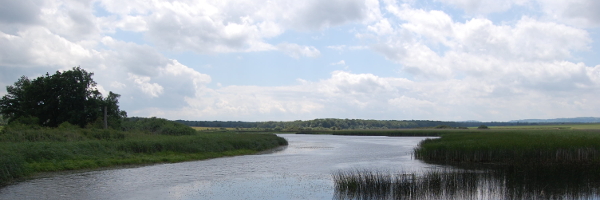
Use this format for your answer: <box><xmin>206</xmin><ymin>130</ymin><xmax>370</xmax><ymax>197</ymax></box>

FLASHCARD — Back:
<box><xmin>0</xmin><ymin>134</ymin><xmax>433</xmax><ymax>200</ymax></box>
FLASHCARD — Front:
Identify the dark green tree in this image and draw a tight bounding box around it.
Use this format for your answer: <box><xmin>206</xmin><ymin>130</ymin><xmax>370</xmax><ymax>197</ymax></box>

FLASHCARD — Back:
<box><xmin>0</xmin><ymin>67</ymin><xmax>126</xmax><ymax>127</ymax></box>
<box><xmin>478</xmin><ymin>125</ymin><xmax>489</xmax><ymax>129</ymax></box>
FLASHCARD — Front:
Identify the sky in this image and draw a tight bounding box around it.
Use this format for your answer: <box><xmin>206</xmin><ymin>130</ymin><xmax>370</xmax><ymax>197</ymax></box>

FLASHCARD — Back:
<box><xmin>1</xmin><ymin>0</ymin><xmax>599</xmax><ymax>122</ymax></box>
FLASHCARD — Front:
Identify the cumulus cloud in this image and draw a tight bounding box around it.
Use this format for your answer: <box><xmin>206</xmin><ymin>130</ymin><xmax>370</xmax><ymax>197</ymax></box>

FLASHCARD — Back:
<box><xmin>331</xmin><ymin>60</ymin><xmax>346</xmax><ymax>65</ymax></box>
<box><xmin>128</xmin><ymin>73</ymin><xmax>164</xmax><ymax>97</ymax></box>
<box><xmin>93</xmin><ymin>0</ymin><xmax>381</xmax><ymax>54</ymax></box>
<box><xmin>277</xmin><ymin>43</ymin><xmax>321</xmax><ymax>59</ymax></box>
<box><xmin>537</xmin><ymin>0</ymin><xmax>600</xmax><ymax>28</ymax></box>
<box><xmin>0</xmin><ymin>0</ymin><xmax>41</xmax><ymax>25</ymax></box>
<box><xmin>435</xmin><ymin>0</ymin><xmax>529</xmax><ymax>15</ymax></box>
<box><xmin>280</xmin><ymin>0</ymin><xmax>375</xmax><ymax>30</ymax></box>
<box><xmin>1</xmin><ymin>0</ymin><xmax>599</xmax><ymax>122</ymax></box>
<box><xmin>142</xmin><ymin>67</ymin><xmax>600</xmax><ymax>121</ymax></box>
<box><xmin>434</xmin><ymin>0</ymin><xmax>600</xmax><ymax>28</ymax></box>
<box><xmin>373</xmin><ymin>3</ymin><xmax>592</xmax><ymax>82</ymax></box>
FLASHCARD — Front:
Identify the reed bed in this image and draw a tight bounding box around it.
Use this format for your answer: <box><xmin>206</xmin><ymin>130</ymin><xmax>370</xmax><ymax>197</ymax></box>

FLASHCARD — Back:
<box><xmin>0</xmin><ymin>131</ymin><xmax>287</xmax><ymax>186</ymax></box>
<box><xmin>333</xmin><ymin>167</ymin><xmax>600</xmax><ymax>200</ymax></box>
<box><xmin>413</xmin><ymin>129</ymin><xmax>600</xmax><ymax>166</ymax></box>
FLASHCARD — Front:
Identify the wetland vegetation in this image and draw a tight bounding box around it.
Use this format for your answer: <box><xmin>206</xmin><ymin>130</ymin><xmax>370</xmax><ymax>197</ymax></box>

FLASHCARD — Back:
<box><xmin>413</xmin><ymin>129</ymin><xmax>600</xmax><ymax>166</ymax></box>
<box><xmin>0</xmin><ymin>118</ymin><xmax>287</xmax><ymax>186</ymax></box>
<box><xmin>333</xmin><ymin>128</ymin><xmax>600</xmax><ymax>199</ymax></box>
<box><xmin>333</xmin><ymin>167</ymin><xmax>600</xmax><ymax>200</ymax></box>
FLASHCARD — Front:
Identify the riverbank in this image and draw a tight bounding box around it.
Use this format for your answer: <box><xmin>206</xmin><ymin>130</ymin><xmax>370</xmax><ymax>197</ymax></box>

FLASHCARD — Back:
<box><xmin>0</xmin><ymin>123</ymin><xmax>288</xmax><ymax>186</ymax></box>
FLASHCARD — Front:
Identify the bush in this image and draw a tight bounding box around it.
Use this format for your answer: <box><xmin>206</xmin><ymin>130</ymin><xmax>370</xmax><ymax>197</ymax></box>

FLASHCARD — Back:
<box><xmin>477</xmin><ymin>125</ymin><xmax>489</xmax><ymax>129</ymax></box>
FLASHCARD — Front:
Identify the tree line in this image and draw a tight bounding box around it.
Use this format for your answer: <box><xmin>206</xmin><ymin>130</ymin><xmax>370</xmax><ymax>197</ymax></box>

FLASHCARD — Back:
<box><xmin>174</xmin><ymin>119</ymin><xmax>465</xmax><ymax>130</ymax></box>
<box><xmin>174</xmin><ymin>119</ymin><xmax>558</xmax><ymax>131</ymax></box>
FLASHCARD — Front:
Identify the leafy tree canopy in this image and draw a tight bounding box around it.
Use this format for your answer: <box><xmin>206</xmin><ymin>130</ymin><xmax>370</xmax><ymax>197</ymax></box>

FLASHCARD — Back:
<box><xmin>0</xmin><ymin>67</ymin><xmax>126</xmax><ymax>128</ymax></box>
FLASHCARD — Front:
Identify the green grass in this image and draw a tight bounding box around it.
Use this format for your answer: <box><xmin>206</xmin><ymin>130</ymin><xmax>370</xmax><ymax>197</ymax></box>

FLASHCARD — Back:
<box><xmin>0</xmin><ymin>128</ymin><xmax>288</xmax><ymax>186</ymax></box>
<box><xmin>413</xmin><ymin>129</ymin><xmax>600</xmax><ymax>166</ymax></box>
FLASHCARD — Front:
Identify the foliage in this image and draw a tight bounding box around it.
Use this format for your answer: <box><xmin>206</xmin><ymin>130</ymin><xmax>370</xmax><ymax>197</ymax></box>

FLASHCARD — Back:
<box><xmin>177</xmin><ymin>119</ymin><xmax>466</xmax><ymax>130</ymax></box>
<box><xmin>0</xmin><ymin>114</ymin><xmax>6</xmax><ymax>126</ymax></box>
<box><xmin>122</xmin><ymin>117</ymin><xmax>196</xmax><ymax>135</ymax></box>
<box><xmin>477</xmin><ymin>125</ymin><xmax>489</xmax><ymax>129</ymax></box>
<box><xmin>0</xmin><ymin>117</ymin><xmax>200</xmax><ymax>142</ymax></box>
<box><xmin>0</xmin><ymin>67</ymin><xmax>126</xmax><ymax>128</ymax></box>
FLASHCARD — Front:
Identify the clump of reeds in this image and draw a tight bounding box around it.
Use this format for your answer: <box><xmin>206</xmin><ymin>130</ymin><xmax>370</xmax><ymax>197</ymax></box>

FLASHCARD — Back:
<box><xmin>333</xmin><ymin>169</ymin><xmax>394</xmax><ymax>199</ymax></box>
<box><xmin>333</xmin><ymin>167</ymin><xmax>600</xmax><ymax>200</ymax></box>
<box><xmin>333</xmin><ymin>169</ymin><xmax>483</xmax><ymax>200</ymax></box>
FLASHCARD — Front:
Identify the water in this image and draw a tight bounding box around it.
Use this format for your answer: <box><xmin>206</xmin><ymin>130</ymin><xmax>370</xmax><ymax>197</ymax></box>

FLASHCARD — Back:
<box><xmin>0</xmin><ymin>134</ymin><xmax>433</xmax><ymax>200</ymax></box>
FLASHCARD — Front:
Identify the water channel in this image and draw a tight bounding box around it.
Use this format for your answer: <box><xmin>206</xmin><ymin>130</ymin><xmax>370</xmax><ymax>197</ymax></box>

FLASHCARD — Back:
<box><xmin>0</xmin><ymin>134</ymin><xmax>432</xmax><ymax>200</ymax></box>
<box><xmin>3</xmin><ymin>134</ymin><xmax>600</xmax><ymax>199</ymax></box>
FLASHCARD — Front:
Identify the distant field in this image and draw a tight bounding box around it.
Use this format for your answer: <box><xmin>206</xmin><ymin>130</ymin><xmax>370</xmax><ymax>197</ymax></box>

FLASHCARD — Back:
<box><xmin>488</xmin><ymin>123</ymin><xmax>600</xmax><ymax>130</ymax></box>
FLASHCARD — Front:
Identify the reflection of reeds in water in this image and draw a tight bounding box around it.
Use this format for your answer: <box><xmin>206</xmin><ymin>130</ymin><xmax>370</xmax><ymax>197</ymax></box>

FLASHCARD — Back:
<box><xmin>333</xmin><ymin>167</ymin><xmax>600</xmax><ymax>200</ymax></box>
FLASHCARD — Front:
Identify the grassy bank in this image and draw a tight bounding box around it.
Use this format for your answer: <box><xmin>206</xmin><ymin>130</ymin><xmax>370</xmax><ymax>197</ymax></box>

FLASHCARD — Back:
<box><xmin>0</xmin><ymin>119</ymin><xmax>288</xmax><ymax>186</ymax></box>
<box><xmin>413</xmin><ymin>129</ymin><xmax>600</xmax><ymax>166</ymax></box>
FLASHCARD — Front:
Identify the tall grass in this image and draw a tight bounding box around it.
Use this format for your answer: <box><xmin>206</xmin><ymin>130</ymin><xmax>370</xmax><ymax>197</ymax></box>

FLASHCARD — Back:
<box><xmin>413</xmin><ymin>129</ymin><xmax>600</xmax><ymax>166</ymax></box>
<box><xmin>0</xmin><ymin>119</ymin><xmax>288</xmax><ymax>186</ymax></box>
<box><xmin>333</xmin><ymin>167</ymin><xmax>600</xmax><ymax>200</ymax></box>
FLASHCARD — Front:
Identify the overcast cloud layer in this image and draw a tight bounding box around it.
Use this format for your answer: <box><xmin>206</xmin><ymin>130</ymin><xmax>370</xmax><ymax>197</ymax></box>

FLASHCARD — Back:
<box><xmin>1</xmin><ymin>0</ymin><xmax>599</xmax><ymax>121</ymax></box>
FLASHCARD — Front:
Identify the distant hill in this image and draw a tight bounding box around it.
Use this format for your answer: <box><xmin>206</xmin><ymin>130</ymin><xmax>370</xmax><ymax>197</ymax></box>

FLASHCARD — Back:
<box><xmin>509</xmin><ymin>117</ymin><xmax>600</xmax><ymax>123</ymax></box>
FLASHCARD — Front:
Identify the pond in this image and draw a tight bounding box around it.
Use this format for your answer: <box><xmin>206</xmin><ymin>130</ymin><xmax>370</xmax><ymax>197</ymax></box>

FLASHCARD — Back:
<box><xmin>0</xmin><ymin>134</ymin><xmax>432</xmax><ymax>200</ymax></box>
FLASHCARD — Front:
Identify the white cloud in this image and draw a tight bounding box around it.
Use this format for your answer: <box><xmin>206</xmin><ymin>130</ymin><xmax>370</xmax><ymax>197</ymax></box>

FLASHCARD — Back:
<box><xmin>536</xmin><ymin>0</ymin><xmax>600</xmax><ymax>28</ymax></box>
<box><xmin>140</xmin><ymin>67</ymin><xmax>600</xmax><ymax>121</ymax></box>
<box><xmin>0</xmin><ymin>0</ymin><xmax>42</xmax><ymax>25</ymax></box>
<box><xmin>330</xmin><ymin>60</ymin><xmax>346</xmax><ymax>66</ymax></box>
<box><xmin>0</xmin><ymin>27</ymin><xmax>102</xmax><ymax>69</ymax></box>
<box><xmin>327</xmin><ymin>45</ymin><xmax>369</xmax><ymax>52</ymax></box>
<box><xmin>128</xmin><ymin>73</ymin><xmax>164</xmax><ymax>97</ymax></box>
<box><xmin>435</xmin><ymin>0</ymin><xmax>529</xmax><ymax>15</ymax></box>
<box><xmin>434</xmin><ymin>0</ymin><xmax>600</xmax><ymax>28</ymax></box>
<box><xmin>277</xmin><ymin>43</ymin><xmax>321</xmax><ymax>59</ymax></box>
<box><xmin>373</xmin><ymin>4</ymin><xmax>592</xmax><ymax>81</ymax></box>
<box><xmin>92</xmin><ymin>0</ymin><xmax>381</xmax><ymax>54</ymax></box>
<box><xmin>1</xmin><ymin>0</ymin><xmax>599</xmax><ymax>122</ymax></box>
<box><xmin>368</xmin><ymin>18</ymin><xmax>394</xmax><ymax>35</ymax></box>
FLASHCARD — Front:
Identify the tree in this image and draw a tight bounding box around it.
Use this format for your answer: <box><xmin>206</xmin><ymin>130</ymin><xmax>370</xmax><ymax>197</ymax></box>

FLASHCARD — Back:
<box><xmin>477</xmin><ymin>125</ymin><xmax>489</xmax><ymax>129</ymax></box>
<box><xmin>0</xmin><ymin>67</ymin><xmax>126</xmax><ymax>127</ymax></box>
